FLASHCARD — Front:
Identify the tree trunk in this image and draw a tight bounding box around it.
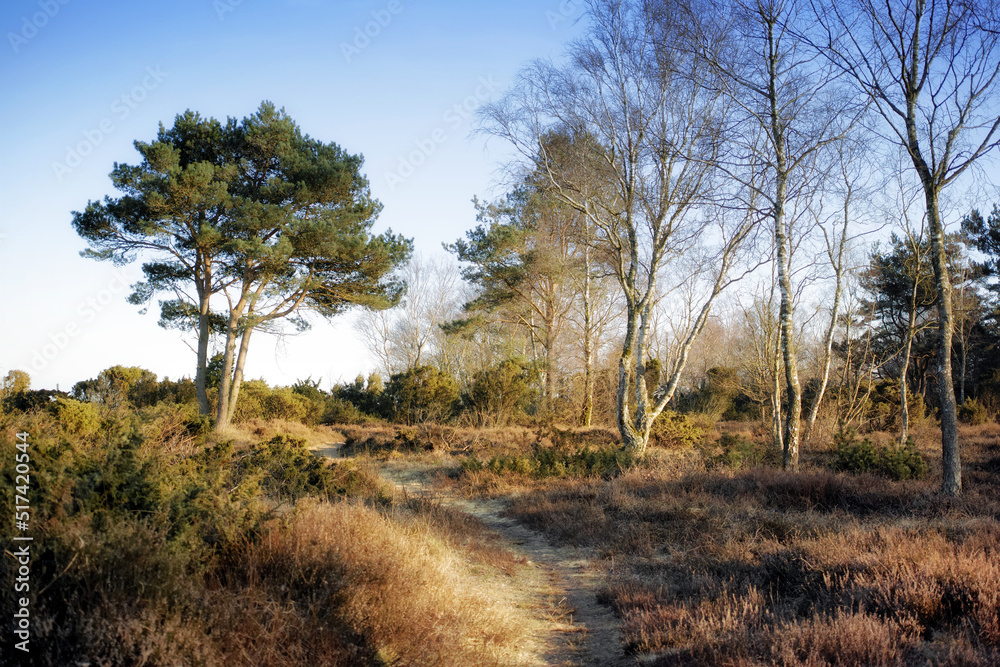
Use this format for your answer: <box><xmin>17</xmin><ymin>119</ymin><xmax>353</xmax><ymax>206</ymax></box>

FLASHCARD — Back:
<box><xmin>766</xmin><ymin>16</ymin><xmax>800</xmax><ymax>471</ymax></box>
<box><xmin>924</xmin><ymin>187</ymin><xmax>961</xmax><ymax>495</ymax></box>
<box><xmin>898</xmin><ymin>280</ymin><xmax>919</xmax><ymax>447</ymax></box>
<box><xmin>617</xmin><ymin>297</ymin><xmax>644</xmax><ymax>454</ymax></box>
<box><xmin>772</xmin><ymin>326</ymin><xmax>784</xmax><ymax>454</ymax></box>
<box><xmin>804</xmin><ymin>190</ymin><xmax>851</xmax><ymax>446</ymax></box>
<box><xmin>775</xmin><ymin>192</ymin><xmax>801</xmax><ymax>471</ymax></box>
<box><xmin>898</xmin><ymin>338</ymin><xmax>913</xmax><ymax>447</ymax></box>
<box><xmin>215</xmin><ymin>322</ymin><xmax>239</xmax><ymax>428</ymax></box>
<box><xmin>195</xmin><ymin>286</ymin><xmax>212</xmax><ymax>416</ymax></box>
<box><xmin>226</xmin><ymin>326</ymin><xmax>254</xmax><ymax>425</ymax></box>
<box><xmin>958</xmin><ymin>327</ymin><xmax>967</xmax><ymax>405</ymax></box>
<box><xmin>543</xmin><ymin>327</ymin><xmax>555</xmax><ymax>417</ymax></box>
<box><xmin>803</xmin><ymin>303</ymin><xmax>837</xmax><ymax>447</ymax></box>
<box><xmin>580</xmin><ymin>247</ymin><xmax>594</xmax><ymax>427</ymax></box>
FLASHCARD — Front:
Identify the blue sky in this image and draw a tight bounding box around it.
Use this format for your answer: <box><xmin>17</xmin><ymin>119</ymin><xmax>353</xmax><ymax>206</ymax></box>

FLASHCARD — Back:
<box><xmin>0</xmin><ymin>0</ymin><xmax>588</xmax><ymax>392</ymax></box>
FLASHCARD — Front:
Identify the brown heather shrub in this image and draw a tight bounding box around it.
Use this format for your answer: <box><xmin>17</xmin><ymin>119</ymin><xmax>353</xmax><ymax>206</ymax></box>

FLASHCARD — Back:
<box><xmin>341</xmin><ymin>422</ymin><xmax>620</xmax><ymax>462</ymax></box>
<box><xmin>217</xmin><ymin>417</ymin><xmax>336</xmax><ymax>449</ymax></box>
<box><xmin>769</xmin><ymin>612</ymin><xmax>917</xmax><ymax>667</ymax></box>
<box><xmin>455</xmin><ymin>426</ymin><xmax>1000</xmax><ymax>665</ymax></box>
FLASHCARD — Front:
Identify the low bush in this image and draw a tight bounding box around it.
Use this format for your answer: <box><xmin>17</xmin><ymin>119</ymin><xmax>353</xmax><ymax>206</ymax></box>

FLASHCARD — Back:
<box><xmin>231</xmin><ymin>380</ymin><xmax>313</xmax><ymax>423</ymax></box>
<box><xmin>959</xmin><ymin>397</ymin><xmax>994</xmax><ymax>426</ymax></box>
<box><xmin>3</xmin><ymin>400</ymin><xmax>527</xmax><ymax>665</ymax></box>
<box><xmin>321</xmin><ymin>395</ymin><xmax>380</xmax><ymax>425</ymax></box>
<box><xmin>833</xmin><ymin>428</ymin><xmax>928</xmax><ymax>480</ymax></box>
<box><xmin>648</xmin><ymin>410</ymin><xmax>707</xmax><ymax>449</ymax></box>
<box><xmin>463</xmin><ymin>358</ymin><xmax>537</xmax><ymax>427</ymax></box>
<box><xmin>704</xmin><ymin>432</ymin><xmax>776</xmax><ymax>470</ymax></box>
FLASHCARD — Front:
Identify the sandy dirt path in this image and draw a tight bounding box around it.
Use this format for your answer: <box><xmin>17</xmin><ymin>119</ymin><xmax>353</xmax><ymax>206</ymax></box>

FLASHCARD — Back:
<box><xmin>309</xmin><ymin>440</ymin><xmax>635</xmax><ymax>665</ymax></box>
<box><xmin>375</xmin><ymin>460</ymin><xmax>635</xmax><ymax>667</ymax></box>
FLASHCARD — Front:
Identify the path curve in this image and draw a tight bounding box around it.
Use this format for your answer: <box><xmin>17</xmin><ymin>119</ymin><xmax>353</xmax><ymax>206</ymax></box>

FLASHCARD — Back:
<box><xmin>376</xmin><ymin>460</ymin><xmax>635</xmax><ymax>667</ymax></box>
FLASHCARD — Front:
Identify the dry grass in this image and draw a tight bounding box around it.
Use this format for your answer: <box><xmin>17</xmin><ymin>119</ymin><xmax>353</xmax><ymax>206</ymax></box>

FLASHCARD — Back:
<box><xmin>40</xmin><ymin>499</ymin><xmax>538</xmax><ymax>667</ymax></box>
<box><xmin>216</xmin><ymin>499</ymin><xmax>539</xmax><ymax>667</ymax></box>
<box><xmin>215</xmin><ymin>418</ymin><xmax>340</xmax><ymax>450</ymax></box>
<box><xmin>401</xmin><ymin>495</ymin><xmax>529</xmax><ymax>576</ymax></box>
<box><xmin>449</xmin><ymin>423</ymin><xmax>1000</xmax><ymax>665</ymax></box>
<box><xmin>23</xmin><ymin>494</ymin><xmax>540</xmax><ymax>667</ymax></box>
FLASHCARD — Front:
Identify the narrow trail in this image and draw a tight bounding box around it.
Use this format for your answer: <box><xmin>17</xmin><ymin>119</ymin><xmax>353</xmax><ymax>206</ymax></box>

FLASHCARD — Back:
<box><xmin>311</xmin><ymin>443</ymin><xmax>634</xmax><ymax>666</ymax></box>
<box><xmin>378</xmin><ymin>461</ymin><xmax>633</xmax><ymax>667</ymax></box>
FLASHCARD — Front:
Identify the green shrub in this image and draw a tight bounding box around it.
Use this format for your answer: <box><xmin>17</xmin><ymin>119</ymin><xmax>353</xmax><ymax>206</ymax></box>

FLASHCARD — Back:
<box><xmin>851</xmin><ymin>380</ymin><xmax>929</xmax><ymax>432</ymax></box>
<box><xmin>706</xmin><ymin>433</ymin><xmax>775</xmax><ymax>470</ymax></box>
<box><xmin>958</xmin><ymin>398</ymin><xmax>993</xmax><ymax>426</ymax></box>
<box><xmin>230</xmin><ymin>379</ymin><xmax>269</xmax><ymax>422</ymax></box>
<box><xmin>72</xmin><ymin>365</ymin><xmax>160</xmax><ymax>410</ymax></box>
<box><xmin>383</xmin><ymin>365</ymin><xmax>459</xmax><ymax>424</ymax></box>
<box><xmin>241</xmin><ymin>435</ymin><xmax>337</xmax><ymax>501</ymax></box>
<box><xmin>649</xmin><ymin>410</ymin><xmax>706</xmax><ymax>449</ymax></box>
<box><xmin>230</xmin><ymin>380</ymin><xmax>312</xmax><ymax>423</ymax></box>
<box><xmin>2</xmin><ymin>388</ymin><xmax>68</xmax><ymax>413</ymax></box>
<box><xmin>264</xmin><ymin>386</ymin><xmax>309</xmax><ymax>422</ymax></box>
<box><xmin>464</xmin><ymin>358</ymin><xmax>537</xmax><ymax>426</ymax></box>
<box><xmin>290</xmin><ymin>378</ymin><xmax>328</xmax><ymax>425</ymax></box>
<box><xmin>0</xmin><ymin>398</ymin><xmax>384</xmax><ymax>663</ymax></box>
<box><xmin>677</xmin><ymin>366</ymin><xmax>742</xmax><ymax>420</ymax></box>
<box><xmin>51</xmin><ymin>397</ymin><xmax>102</xmax><ymax>437</ymax></box>
<box><xmin>833</xmin><ymin>428</ymin><xmax>928</xmax><ymax>480</ymax></box>
<box><xmin>321</xmin><ymin>395</ymin><xmax>379</xmax><ymax>425</ymax></box>
<box><xmin>881</xmin><ymin>438</ymin><xmax>930</xmax><ymax>480</ymax></box>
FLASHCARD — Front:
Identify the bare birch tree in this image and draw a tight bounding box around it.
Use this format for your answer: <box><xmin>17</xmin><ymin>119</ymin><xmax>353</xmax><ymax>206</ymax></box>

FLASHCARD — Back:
<box><xmin>689</xmin><ymin>0</ymin><xmax>859</xmax><ymax>470</ymax></box>
<box><xmin>480</xmin><ymin>0</ymin><xmax>752</xmax><ymax>453</ymax></box>
<box><xmin>811</xmin><ymin>0</ymin><xmax>1000</xmax><ymax>494</ymax></box>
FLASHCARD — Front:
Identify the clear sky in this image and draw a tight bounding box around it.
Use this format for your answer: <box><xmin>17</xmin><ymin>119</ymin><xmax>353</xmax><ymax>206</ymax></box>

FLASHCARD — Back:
<box><xmin>0</xmin><ymin>0</ymin><xmax>589</xmax><ymax>392</ymax></box>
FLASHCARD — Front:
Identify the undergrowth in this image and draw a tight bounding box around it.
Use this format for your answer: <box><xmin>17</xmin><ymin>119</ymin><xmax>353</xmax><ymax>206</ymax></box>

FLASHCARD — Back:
<box><xmin>467</xmin><ymin>425</ymin><xmax>1000</xmax><ymax>666</ymax></box>
<box><xmin>0</xmin><ymin>403</ymin><xmax>532</xmax><ymax>666</ymax></box>
<box><xmin>462</xmin><ymin>443</ymin><xmax>636</xmax><ymax>479</ymax></box>
<box><xmin>833</xmin><ymin>427</ymin><xmax>929</xmax><ymax>480</ymax></box>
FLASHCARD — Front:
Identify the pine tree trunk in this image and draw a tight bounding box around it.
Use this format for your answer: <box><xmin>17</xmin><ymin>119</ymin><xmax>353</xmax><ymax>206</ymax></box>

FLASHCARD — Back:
<box><xmin>195</xmin><ymin>285</ymin><xmax>212</xmax><ymax>416</ymax></box>
<box><xmin>226</xmin><ymin>327</ymin><xmax>254</xmax><ymax>425</ymax></box>
<box><xmin>215</xmin><ymin>323</ymin><xmax>239</xmax><ymax>429</ymax></box>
